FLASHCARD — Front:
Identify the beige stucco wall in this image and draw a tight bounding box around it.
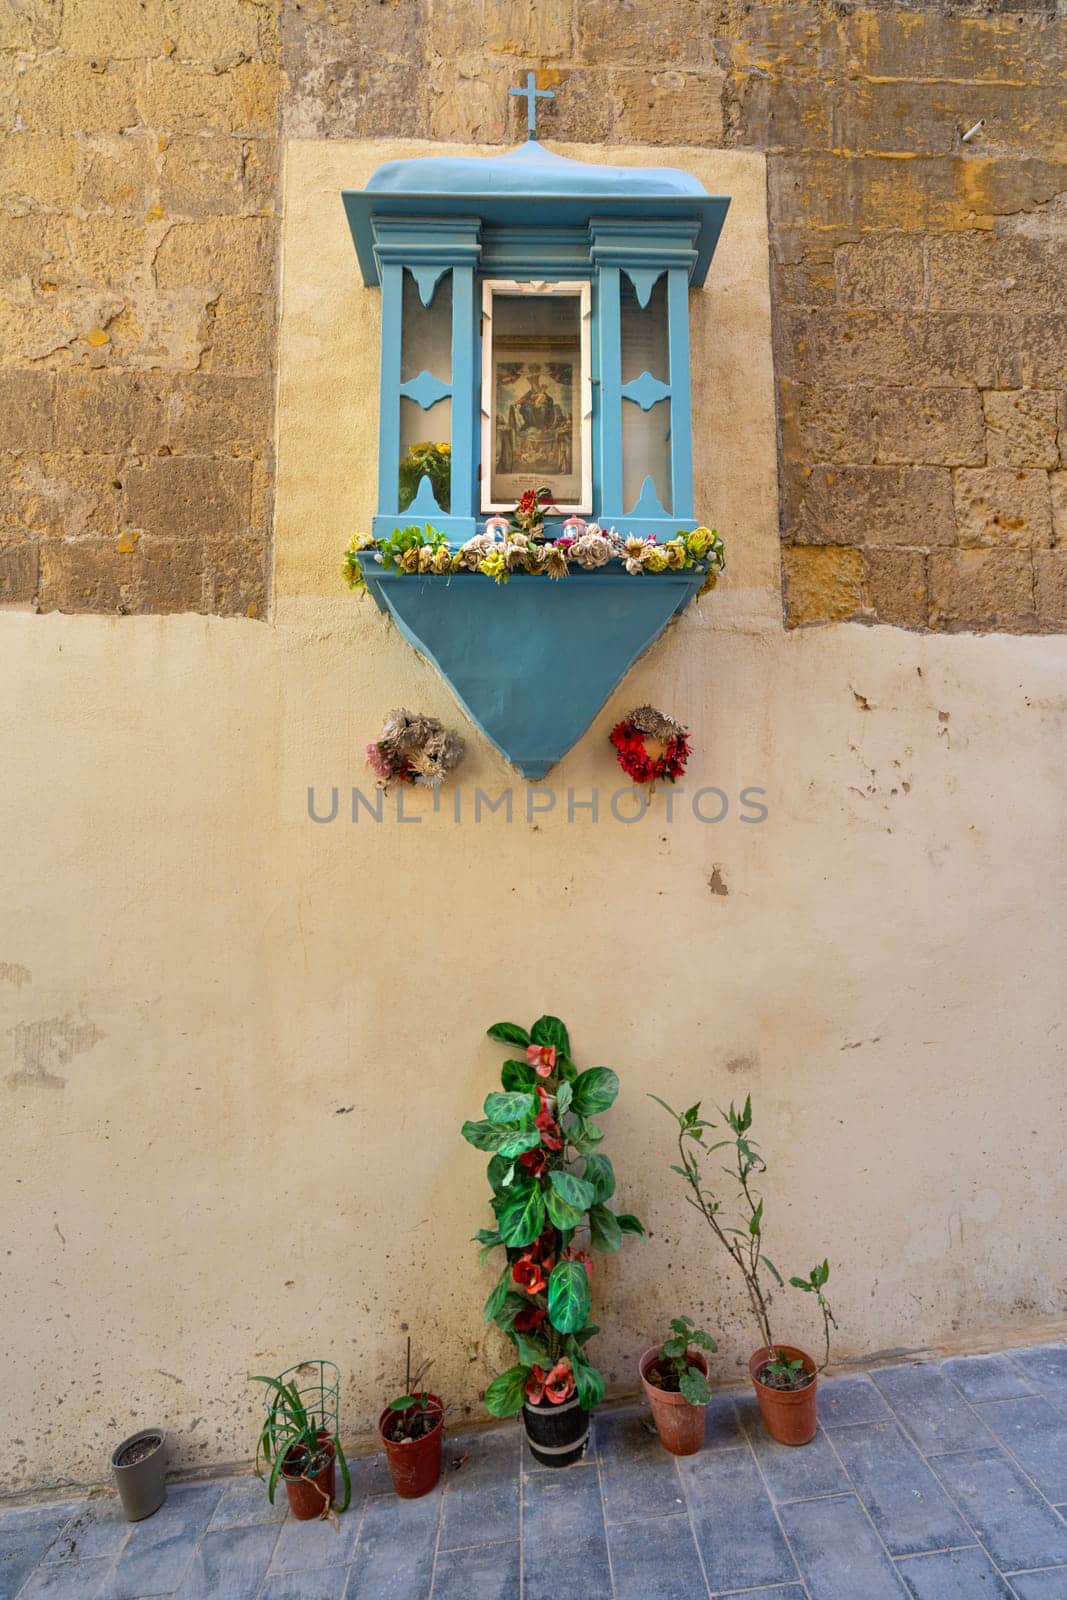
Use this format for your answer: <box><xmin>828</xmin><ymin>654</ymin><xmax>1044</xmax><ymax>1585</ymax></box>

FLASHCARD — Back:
<box><xmin>2</xmin><ymin>141</ymin><xmax>1065</xmax><ymax>1495</ymax></box>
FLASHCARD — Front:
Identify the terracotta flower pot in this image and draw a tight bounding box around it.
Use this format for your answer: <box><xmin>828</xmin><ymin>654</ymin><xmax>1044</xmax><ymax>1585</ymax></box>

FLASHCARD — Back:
<box><xmin>748</xmin><ymin>1346</ymin><xmax>818</xmax><ymax>1446</ymax></box>
<box><xmin>378</xmin><ymin>1396</ymin><xmax>444</xmax><ymax>1499</ymax></box>
<box><xmin>522</xmin><ymin>1393</ymin><xmax>590</xmax><ymax>1467</ymax></box>
<box><xmin>639</xmin><ymin>1346</ymin><xmax>709</xmax><ymax>1456</ymax></box>
<box><xmin>282</xmin><ymin>1431</ymin><xmax>336</xmax><ymax>1521</ymax></box>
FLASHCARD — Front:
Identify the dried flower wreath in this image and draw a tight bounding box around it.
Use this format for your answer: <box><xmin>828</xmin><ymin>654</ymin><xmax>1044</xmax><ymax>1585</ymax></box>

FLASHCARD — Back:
<box><xmin>366</xmin><ymin>709</ymin><xmax>466</xmax><ymax>791</ymax></box>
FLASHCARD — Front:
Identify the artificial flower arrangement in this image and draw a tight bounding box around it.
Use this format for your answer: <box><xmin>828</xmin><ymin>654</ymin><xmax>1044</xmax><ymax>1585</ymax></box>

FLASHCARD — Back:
<box><xmin>366</xmin><ymin>708</ymin><xmax>466</xmax><ymax>791</ymax></box>
<box><xmin>610</xmin><ymin>706</ymin><xmax>691</xmax><ymax>787</ymax></box>
<box><xmin>342</xmin><ymin>486</ymin><xmax>725</xmax><ymax>595</ymax></box>
<box><xmin>461</xmin><ymin>1015</ymin><xmax>645</xmax><ymax>1464</ymax></box>
<box><xmin>398</xmin><ymin>441</ymin><xmax>451</xmax><ymax>514</ymax></box>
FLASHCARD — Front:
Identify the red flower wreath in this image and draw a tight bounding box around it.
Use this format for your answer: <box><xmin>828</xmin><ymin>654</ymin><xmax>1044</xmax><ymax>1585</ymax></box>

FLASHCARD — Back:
<box><xmin>609</xmin><ymin>705</ymin><xmax>691</xmax><ymax>786</ymax></box>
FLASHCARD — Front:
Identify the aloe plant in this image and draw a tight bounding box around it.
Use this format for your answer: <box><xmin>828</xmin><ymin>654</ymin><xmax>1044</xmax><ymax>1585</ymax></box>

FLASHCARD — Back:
<box><xmin>250</xmin><ymin>1371</ymin><xmax>351</xmax><ymax>1513</ymax></box>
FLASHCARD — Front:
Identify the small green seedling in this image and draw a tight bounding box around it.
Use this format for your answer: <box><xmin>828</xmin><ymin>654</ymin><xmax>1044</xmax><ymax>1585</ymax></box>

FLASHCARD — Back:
<box><xmin>657</xmin><ymin>1315</ymin><xmax>718</xmax><ymax>1405</ymax></box>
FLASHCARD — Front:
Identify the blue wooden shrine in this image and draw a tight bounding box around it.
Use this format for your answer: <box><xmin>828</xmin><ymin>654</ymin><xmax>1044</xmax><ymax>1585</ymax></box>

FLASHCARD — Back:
<box><xmin>341</xmin><ymin>82</ymin><xmax>731</xmax><ymax>777</ymax></box>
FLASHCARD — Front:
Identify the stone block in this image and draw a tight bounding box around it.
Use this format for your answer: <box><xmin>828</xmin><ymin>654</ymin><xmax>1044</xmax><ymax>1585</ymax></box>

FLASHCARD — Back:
<box><xmin>927</xmin><ymin>235</ymin><xmax>1064</xmax><ymax>315</ymax></box>
<box><xmin>1018</xmin><ymin>315</ymin><xmax>1067</xmax><ymax>387</ymax></box>
<box><xmin>578</xmin><ymin>0</ymin><xmax>730</xmax><ymax>68</ymax></box>
<box><xmin>842</xmin><ymin>11</ymin><xmax>1056</xmax><ymax>89</ymax></box>
<box><xmin>200</xmin><ymin>533</ymin><xmax>267</xmax><ymax>616</ymax></box>
<box><xmin>167</xmin><ymin>374</ymin><xmax>273</xmax><ymax>455</ymax></box>
<box><xmin>65</xmin><ymin>218</ymin><xmax>151</xmax><ymax>289</ymax></box>
<box><xmin>792</xmin><ymin>465</ymin><xmax>956</xmax><ymax>547</ymax></box>
<box><xmin>281</xmin><ymin>0</ymin><xmax>423</xmax><ymax>139</ymax></box>
<box><xmin>611</xmin><ymin>70</ymin><xmax>725</xmax><ymax>146</ymax></box>
<box><xmin>782</xmin><ymin>545</ymin><xmax>866</xmax><ymax>625</ymax></box>
<box><xmin>778</xmin><ymin>380</ymin><xmax>878</xmax><ymax>466</ymax></box>
<box><xmin>60</xmin><ymin>0</ymin><xmax>164</xmax><ymax>57</ymax></box>
<box><xmin>55</xmin><ymin>371</ymin><xmax>169</xmax><ymax>453</ymax></box>
<box><xmin>16</xmin><ymin>454</ymin><xmax>125</xmax><ymax>537</ymax></box>
<box><xmin>0</xmin><ymin>135</ymin><xmax>79</xmax><ymax>211</ymax></box>
<box><xmin>124</xmin><ymin>455</ymin><xmax>252</xmax><ymax>539</ymax></box>
<box><xmin>0</xmin><ymin>373</ymin><xmax>55</xmax><ymax>451</ymax></box>
<box><xmin>726</xmin><ymin>72</ymin><xmax>830</xmax><ymax>153</ymax></box>
<box><xmin>37</xmin><ymin>535</ymin><xmax>143</xmax><ymax>612</ymax></box>
<box><xmin>728</xmin><ymin>4</ymin><xmax>837</xmax><ymax>79</ymax></box>
<box><xmin>203</xmin><ymin>294</ymin><xmax>275</xmax><ymax>374</ymax></box>
<box><xmin>0</xmin><ymin>0</ymin><xmax>62</xmax><ymax>50</ymax></box>
<box><xmin>864</xmin><ymin>548</ymin><xmax>929</xmax><ymax>628</ymax></box>
<box><xmin>154</xmin><ymin>217</ymin><xmax>274</xmax><ymax>297</ymax></box>
<box><xmin>953</xmin><ymin>467</ymin><xmax>1052</xmax><ymax>548</ymax></box>
<box><xmin>485</xmin><ymin>0</ymin><xmax>574</xmax><ymax>60</ymax></box>
<box><xmin>0</xmin><ymin>216</ymin><xmax>67</xmax><ymax>287</ymax></box>
<box><xmin>160</xmin><ymin>0</ymin><xmax>269</xmax><ymax>69</ymax></box>
<box><xmin>518</xmin><ymin>69</ymin><xmax>615</xmax><ymax>144</ymax></box>
<box><xmin>984</xmin><ymin>390</ymin><xmax>1059</xmax><ymax>467</ymax></box>
<box><xmin>160</xmin><ymin>136</ymin><xmax>246</xmax><ymax>218</ymax></box>
<box><xmin>1034</xmin><ymin>550</ymin><xmax>1067</xmax><ymax>625</ymax></box>
<box><xmin>17</xmin><ymin>57</ymin><xmax>143</xmax><ymax>134</ymax></box>
<box><xmin>778</xmin><ymin>308</ymin><xmax>1025</xmax><ymax>390</ymax></box>
<box><xmin>929</xmin><ymin>548</ymin><xmax>1036</xmax><ymax>631</ymax></box>
<box><xmin>0</xmin><ymin>533</ymin><xmax>39</xmax><ymax>603</ymax></box>
<box><xmin>831</xmin><ymin>81</ymin><xmax>1057</xmax><ymax>160</ymax></box>
<box><xmin>1049</xmin><ymin>471</ymin><xmax>1067</xmax><ymax>545</ymax></box>
<box><xmin>136</xmin><ymin>536</ymin><xmax>209</xmax><ymax>612</ymax></box>
<box><xmin>240</xmin><ymin>138</ymin><xmax>278</xmax><ymax>215</ymax></box>
<box><xmin>874</xmin><ymin>389</ymin><xmax>985</xmax><ymax>467</ymax></box>
<box><xmin>834</xmin><ymin>235</ymin><xmax>924</xmax><ymax>310</ymax></box>
<box><xmin>137</xmin><ymin>59</ymin><xmax>277</xmax><ymax>135</ymax></box>
<box><xmin>76</xmin><ymin>133</ymin><xmax>158</xmax><ymax>215</ymax></box>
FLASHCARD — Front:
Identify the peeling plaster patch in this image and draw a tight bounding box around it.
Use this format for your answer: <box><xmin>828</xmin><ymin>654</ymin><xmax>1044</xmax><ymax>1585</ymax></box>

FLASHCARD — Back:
<box><xmin>852</xmin><ymin>688</ymin><xmax>873</xmax><ymax>711</ymax></box>
<box><xmin>708</xmin><ymin>865</ymin><xmax>729</xmax><ymax>896</ymax></box>
<box><xmin>725</xmin><ymin>1055</ymin><xmax>756</xmax><ymax>1075</ymax></box>
<box><xmin>0</xmin><ymin>962</ymin><xmax>31</xmax><ymax>988</ymax></box>
<box><xmin>6</xmin><ymin>1015</ymin><xmax>105</xmax><ymax>1088</ymax></box>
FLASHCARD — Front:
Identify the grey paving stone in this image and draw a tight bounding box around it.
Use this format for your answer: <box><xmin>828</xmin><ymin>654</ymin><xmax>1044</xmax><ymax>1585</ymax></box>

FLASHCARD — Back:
<box><xmin>174</xmin><ymin>1522</ymin><xmax>279</xmax><ymax>1599</ymax></box>
<box><xmin>206</xmin><ymin>1477</ymin><xmax>287</xmax><ymax>1532</ymax></box>
<box><xmin>41</xmin><ymin>1498</ymin><xmax>130</xmax><ymax>1565</ymax></box>
<box><xmin>437</xmin><ymin>1426</ymin><xmax>519</xmax><ymax>1552</ymax></box>
<box><xmin>430</xmin><ymin>1540</ymin><xmax>521</xmax><ymax>1600</ymax></box>
<box><xmin>831</xmin><ymin>1421</ymin><xmax>972</xmax><ymax>1557</ymax></box>
<box><xmin>678</xmin><ymin>1446</ymin><xmax>798</xmax><ymax>1594</ymax></box>
<box><xmin>1009</xmin><ymin>1570</ymin><xmax>1067</xmax><ymax>1599</ymax></box>
<box><xmin>344</xmin><ymin>1490</ymin><xmax>440</xmax><ymax>1600</ymax></box>
<box><xmin>738</xmin><ymin>1404</ymin><xmax>850</xmax><ymax>1503</ymax></box>
<box><xmin>91</xmin><ymin>1487</ymin><xmax>223</xmax><ymax>1600</ymax></box>
<box><xmin>607</xmin><ymin>1513</ymin><xmax>708</xmax><ymax>1600</ymax></box>
<box><xmin>522</xmin><ymin>1465</ymin><xmax>611</xmax><ymax>1600</ymax></box>
<box><xmin>943</xmin><ymin>1355</ymin><xmax>1037</xmax><ymax>1405</ymax></box>
<box><xmin>597</xmin><ymin>1408</ymin><xmax>686</xmax><ymax>1523</ymax></box>
<box><xmin>930</xmin><ymin>1447</ymin><xmax>1067</xmax><ymax>1575</ymax></box>
<box><xmin>268</xmin><ymin>1497</ymin><xmax>364</xmax><ymax>1574</ymax></box>
<box><xmin>978</xmin><ymin>1397</ymin><xmax>1067</xmax><ymax>1504</ymax></box>
<box><xmin>260</xmin><ymin>1569</ymin><xmax>349</xmax><ymax>1600</ymax></box>
<box><xmin>0</xmin><ymin>1506</ymin><xmax>79</xmax><ymax>1600</ymax></box>
<box><xmin>704</xmin><ymin>1391</ymin><xmax>747</xmax><ymax>1449</ymax></box>
<box><xmin>895</xmin><ymin>1545</ymin><xmax>1016</xmax><ymax>1599</ymax></box>
<box><xmin>818</xmin><ymin>1374</ymin><xmax>893</xmax><ymax>1429</ymax></box>
<box><xmin>871</xmin><ymin>1364</ymin><xmax>994</xmax><ymax>1456</ymax></box>
<box><xmin>15</xmin><ymin>1556</ymin><xmax>113</xmax><ymax>1599</ymax></box>
<box><xmin>1008</xmin><ymin>1346</ymin><xmax>1067</xmax><ymax>1403</ymax></box>
<box><xmin>779</xmin><ymin>1494</ymin><xmax>909</xmax><ymax>1600</ymax></box>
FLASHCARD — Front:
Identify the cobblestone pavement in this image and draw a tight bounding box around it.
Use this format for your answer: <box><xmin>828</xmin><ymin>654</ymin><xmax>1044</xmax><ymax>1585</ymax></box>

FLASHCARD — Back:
<box><xmin>3</xmin><ymin>1344</ymin><xmax>1066</xmax><ymax>1599</ymax></box>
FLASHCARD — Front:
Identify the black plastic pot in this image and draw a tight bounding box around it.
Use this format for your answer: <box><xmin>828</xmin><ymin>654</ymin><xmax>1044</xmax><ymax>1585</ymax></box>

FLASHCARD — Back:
<box><xmin>111</xmin><ymin>1429</ymin><xmax>167</xmax><ymax>1522</ymax></box>
<box><xmin>522</xmin><ymin>1395</ymin><xmax>590</xmax><ymax>1467</ymax></box>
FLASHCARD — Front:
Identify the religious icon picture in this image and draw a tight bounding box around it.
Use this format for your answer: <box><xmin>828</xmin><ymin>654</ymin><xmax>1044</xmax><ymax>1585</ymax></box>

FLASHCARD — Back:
<box><xmin>481</xmin><ymin>280</ymin><xmax>592</xmax><ymax>515</ymax></box>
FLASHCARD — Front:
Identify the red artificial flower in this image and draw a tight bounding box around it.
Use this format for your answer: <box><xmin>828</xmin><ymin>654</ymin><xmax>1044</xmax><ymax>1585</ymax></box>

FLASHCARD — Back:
<box><xmin>536</xmin><ymin>1108</ymin><xmax>563</xmax><ymax>1151</ymax></box>
<box><xmin>518</xmin><ymin>489</ymin><xmax>539</xmax><ymax>516</ymax></box>
<box><xmin>544</xmin><ymin>1359</ymin><xmax>576</xmax><ymax>1405</ymax></box>
<box><xmin>609</xmin><ymin>718</ymin><xmax>690</xmax><ymax>787</ymax></box>
<box><xmin>512</xmin><ymin>1251</ymin><xmax>548</xmax><ymax>1294</ymax></box>
<box><xmin>519</xmin><ymin>1147</ymin><xmax>548</xmax><ymax>1177</ymax></box>
<box><xmin>525</xmin><ymin>1365</ymin><xmax>548</xmax><ymax>1403</ymax></box>
<box><xmin>526</xmin><ymin>1044</ymin><xmax>557</xmax><ymax>1077</ymax></box>
<box><xmin>563</xmin><ymin>1245</ymin><xmax>594</xmax><ymax>1279</ymax></box>
<box><xmin>513</xmin><ymin>1305</ymin><xmax>547</xmax><ymax>1333</ymax></box>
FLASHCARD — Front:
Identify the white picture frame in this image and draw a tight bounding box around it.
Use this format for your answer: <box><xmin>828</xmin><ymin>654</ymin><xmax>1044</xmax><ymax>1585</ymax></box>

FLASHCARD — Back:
<box><xmin>480</xmin><ymin>278</ymin><xmax>593</xmax><ymax>516</ymax></box>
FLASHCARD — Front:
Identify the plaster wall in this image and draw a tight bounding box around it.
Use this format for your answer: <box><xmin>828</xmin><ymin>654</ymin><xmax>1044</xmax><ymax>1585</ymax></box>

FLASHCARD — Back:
<box><xmin>1</xmin><ymin>141</ymin><xmax>1065</xmax><ymax>1494</ymax></box>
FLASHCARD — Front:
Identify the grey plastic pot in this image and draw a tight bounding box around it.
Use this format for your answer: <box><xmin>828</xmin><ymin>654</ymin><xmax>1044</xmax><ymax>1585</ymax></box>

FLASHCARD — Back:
<box><xmin>110</xmin><ymin>1429</ymin><xmax>168</xmax><ymax>1522</ymax></box>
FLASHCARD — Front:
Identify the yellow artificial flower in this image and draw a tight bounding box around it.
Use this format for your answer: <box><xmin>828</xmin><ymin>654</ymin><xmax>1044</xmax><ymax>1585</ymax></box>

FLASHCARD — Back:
<box><xmin>432</xmin><ymin>545</ymin><xmax>453</xmax><ymax>574</ymax></box>
<box><xmin>687</xmin><ymin>526</ymin><xmax>714</xmax><ymax>558</ymax></box>
<box><xmin>480</xmin><ymin>548</ymin><xmax>508</xmax><ymax>585</ymax></box>
<box><xmin>664</xmin><ymin>539</ymin><xmax>687</xmax><ymax>569</ymax></box>
<box><xmin>644</xmin><ymin>547</ymin><xmax>669</xmax><ymax>573</ymax></box>
<box><xmin>399</xmin><ymin>547</ymin><xmax>420</xmax><ymax>574</ymax></box>
<box><xmin>346</xmin><ymin>531</ymin><xmax>374</xmax><ymax>553</ymax></box>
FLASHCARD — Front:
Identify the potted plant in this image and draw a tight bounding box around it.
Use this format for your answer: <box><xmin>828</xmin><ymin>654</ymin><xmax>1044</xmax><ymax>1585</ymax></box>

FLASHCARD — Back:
<box><xmin>110</xmin><ymin>1429</ymin><xmax>167</xmax><ymax>1522</ymax></box>
<box><xmin>639</xmin><ymin>1316</ymin><xmax>718</xmax><ymax>1456</ymax></box>
<box><xmin>378</xmin><ymin>1341</ymin><xmax>444</xmax><ymax>1499</ymax></box>
<box><xmin>251</xmin><ymin>1361</ymin><xmax>351</xmax><ymax>1520</ymax></box>
<box><xmin>652</xmin><ymin>1093</ymin><xmax>837</xmax><ymax>1446</ymax></box>
<box><xmin>462</xmin><ymin>1013</ymin><xmax>645</xmax><ymax>1466</ymax></box>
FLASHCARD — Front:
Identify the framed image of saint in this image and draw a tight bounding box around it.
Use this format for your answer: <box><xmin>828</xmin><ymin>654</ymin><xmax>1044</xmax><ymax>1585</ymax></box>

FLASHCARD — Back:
<box><xmin>480</xmin><ymin>279</ymin><xmax>593</xmax><ymax>515</ymax></box>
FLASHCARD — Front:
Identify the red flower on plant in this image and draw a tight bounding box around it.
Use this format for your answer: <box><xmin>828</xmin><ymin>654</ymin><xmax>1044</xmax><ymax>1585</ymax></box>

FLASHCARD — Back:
<box><xmin>525</xmin><ymin>1364</ymin><xmax>548</xmax><ymax>1402</ymax></box>
<box><xmin>536</xmin><ymin>1108</ymin><xmax>563</xmax><ymax>1151</ymax></box>
<box><xmin>512</xmin><ymin>1251</ymin><xmax>548</xmax><ymax>1294</ymax></box>
<box><xmin>524</xmin><ymin>1358</ymin><xmax>575</xmax><ymax>1406</ymax></box>
<box><xmin>525</xmin><ymin>1044</ymin><xmax>556</xmax><ymax>1077</ymax></box>
<box><xmin>513</xmin><ymin>1305</ymin><xmax>547</xmax><ymax>1333</ymax></box>
<box><xmin>563</xmin><ymin>1245</ymin><xmax>594</xmax><ymax>1279</ymax></box>
<box><xmin>519</xmin><ymin>1147</ymin><xmax>548</xmax><ymax>1176</ymax></box>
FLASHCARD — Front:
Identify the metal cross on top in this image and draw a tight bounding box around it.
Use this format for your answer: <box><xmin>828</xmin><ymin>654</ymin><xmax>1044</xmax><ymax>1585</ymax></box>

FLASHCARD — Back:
<box><xmin>509</xmin><ymin>71</ymin><xmax>554</xmax><ymax>137</ymax></box>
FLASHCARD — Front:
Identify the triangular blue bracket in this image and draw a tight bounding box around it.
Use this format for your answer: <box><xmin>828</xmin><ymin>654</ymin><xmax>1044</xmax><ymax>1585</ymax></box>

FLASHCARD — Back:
<box><xmin>403</xmin><ymin>475</ymin><xmax>445</xmax><ymax>518</ymax></box>
<box><xmin>623</xmin><ymin>266</ymin><xmax>666</xmax><ymax>309</ymax></box>
<box><xmin>357</xmin><ymin>557</ymin><xmax>706</xmax><ymax>779</ymax></box>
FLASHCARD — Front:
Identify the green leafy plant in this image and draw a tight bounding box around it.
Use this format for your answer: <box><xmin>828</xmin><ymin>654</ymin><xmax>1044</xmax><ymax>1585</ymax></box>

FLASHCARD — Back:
<box><xmin>399</xmin><ymin>441</ymin><xmax>451</xmax><ymax>514</ymax></box>
<box><xmin>651</xmin><ymin>1316</ymin><xmax>718</xmax><ymax>1405</ymax></box>
<box><xmin>651</xmin><ymin>1093</ymin><xmax>837</xmax><ymax>1391</ymax></box>
<box><xmin>463</xmin><ymin>1015</ymin><xmax>645</xmax><ymax>1418</ymax></box>
<box><xmin>250</xmin><ymin>1369</ymin><xmax>351</xmax><ymax>1514</ymax></box>
<box><xmin>383</xmin><ymin>1339</ymin><xmax>440</xmax><ymax>1443</ymax></box>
